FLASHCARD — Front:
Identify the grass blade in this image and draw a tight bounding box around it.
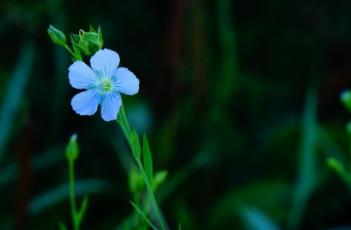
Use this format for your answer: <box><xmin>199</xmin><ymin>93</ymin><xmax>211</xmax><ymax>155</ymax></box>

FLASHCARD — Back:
<box><xmin>143</xmin><ymin>134</ymin><xmax>154</xmax><ymax>185</ymax></box>
<box><xmin>130</xmin><ymin>201</ymin><xmax>158</xmax><ymax>230</ymax></box>
<box><xmin>240</xmin><ymin>206</ymin><xmax>279</xmax><ymax>230</ymax></box>
<box><xmin>29</xmin><ymin>179</ymin><xmax>112</xmax><ymax>216</ymax></box>
<box><xmin>288</xmin><ymin>85</ymin><xmax>319</xmax><ymax>229</ymax></box>
<box><xmin>0</xmin><ymin>41</ymin><xmax>34</xmax><ymax>163</ymax></box>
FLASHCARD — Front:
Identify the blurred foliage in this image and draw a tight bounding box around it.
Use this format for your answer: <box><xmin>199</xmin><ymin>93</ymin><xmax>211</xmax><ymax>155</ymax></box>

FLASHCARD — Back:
<box><xmin>1</xmin><ymin>0</ymin><xmax>351</xmax><ymax>229</ymax></box>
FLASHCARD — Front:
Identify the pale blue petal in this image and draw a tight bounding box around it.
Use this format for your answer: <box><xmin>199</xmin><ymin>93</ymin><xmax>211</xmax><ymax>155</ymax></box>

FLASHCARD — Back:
<box><xmin>100</xmin><ymin>93</ymin><xmax>122</xmax><ymax>121</ymax></box>
<box><xmin>90</xmin><ymin>49</ymin><xmax>120</xmax><ymax>78</ymax></box>
<box><xmin>71</xmin><ymin>89</ymin><xmax>100</xmax><ymax>116</ymax></box>
<box><xmin>113</xmin><ymin>67</ymin><xmax>139</xmax><ymax>95</ymax></box>
<box><xmin>68</xmin><ymin>61</ymin><xmax>98</xmax><ymax>89</ymax></box>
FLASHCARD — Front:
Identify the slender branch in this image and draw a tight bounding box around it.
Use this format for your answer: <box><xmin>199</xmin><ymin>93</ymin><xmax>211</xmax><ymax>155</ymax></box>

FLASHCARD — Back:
<box><xmin>64</xmin><ymin>44</ymin><xmax>75</xmax><ymax>57</ymax></box>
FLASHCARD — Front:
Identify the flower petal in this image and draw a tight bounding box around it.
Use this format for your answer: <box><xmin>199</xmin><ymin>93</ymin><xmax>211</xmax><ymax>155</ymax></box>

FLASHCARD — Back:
<box><xmin>71</xmin><ymin>89</ymin><xmax>100</xmax><ymax>116</ymax></box>
<box><xmin>113</xmin><ymin>67</ymin><xmax>140</xmax><ymax>95</ymax></box>
<box><xmin>90</xmin><ymin>49</ymin><xmax>120</xmax><ymax>78</ymax></box>
<box><xmin>100</xmin><ymin>93</ymin><xmax>122</xmax><ymax>121</ymax></box>
<box><xmin>68</xmin><ymin>61</ymin><xmax>98</xmax><ymax>89</ymax></box>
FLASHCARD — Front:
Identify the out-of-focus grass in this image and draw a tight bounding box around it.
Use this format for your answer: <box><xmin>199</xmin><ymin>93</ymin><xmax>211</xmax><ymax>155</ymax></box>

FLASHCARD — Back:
<box><xmin>288</xmin><ymin>85</ymin><xmax>320</xmax><ymax>229</ymax></box>
<box><xmin>0</xmin><ymin>41</ymin><xmax>34</xmax><ymax>163</ymax></box>
<box><xmin>0</xmin><ymin>146</ymin><xmax>64</xmax><ymax>186</ymax></box>
<box><xmin>29</xmin><ymin>179</ymin><xmax>114</xmax><ymax>216</ymax></box>
<box><xmin>1</xmin><ymin>0</ymin><xmax>351</xmax><ymax>229</ymax></box>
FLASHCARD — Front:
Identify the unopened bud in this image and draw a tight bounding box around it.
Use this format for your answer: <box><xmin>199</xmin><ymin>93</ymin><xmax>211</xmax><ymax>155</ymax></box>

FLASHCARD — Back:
<box><xmin>48</xmin><ymin>25</ymin><xmax>67</xmax><ymax>47</ymax></box>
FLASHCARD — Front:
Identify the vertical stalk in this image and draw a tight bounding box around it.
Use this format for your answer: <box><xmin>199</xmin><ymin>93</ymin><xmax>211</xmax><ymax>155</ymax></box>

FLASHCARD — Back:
<box><xmin>117</xmin><ymin>105</ymin><xmax>167</xmax><ymax>230</ymax></box>
<box><xmin>135</xmin><ymin>157</ymin><xmax>166</xmax><ymax>230</ymax></box>
<box><xmin>68</xmin><ymin>159</ymin><xmax>79</xmax><ymax>230</ymax></box>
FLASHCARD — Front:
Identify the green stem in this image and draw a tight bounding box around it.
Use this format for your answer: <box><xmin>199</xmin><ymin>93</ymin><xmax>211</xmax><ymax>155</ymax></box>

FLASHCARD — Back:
<box><xmin>68</xmin><ymin>159</ymin><xmax>79</xmax><ymax>230</ymax></box>
<box><xmin>136</xmin><ymin>158</ymin><xmax>166</xmax><ymax>230</ymax></box>
<box><xmin>117</xmin><ymin>105</ymin><xmax>167</xmax><ymax>230</ymax></box>
<box><xmin>64</xmin><ymin>44</ymin><xmax>75</xmax><ymax>57</ymax></box>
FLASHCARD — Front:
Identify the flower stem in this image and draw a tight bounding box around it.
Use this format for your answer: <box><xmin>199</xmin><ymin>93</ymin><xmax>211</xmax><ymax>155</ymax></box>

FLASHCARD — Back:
<box><xmin>117</xmin><ymin>105</ymin><xmax>167</xmax><ymax>230</ymax></box>
<box><xmin>64</xmin><ymin>44</ymin><xmax>75</xmax><ymax>57</ymax></box>
<box><xmin>135</xmin><ymin>157</ymin><xmax>167</xmax><ymax>230</ymax></box>
<box><xmin>68</xmin><ymin>159</ymin><xmax>79</xmax><ymax>230</ymax></box>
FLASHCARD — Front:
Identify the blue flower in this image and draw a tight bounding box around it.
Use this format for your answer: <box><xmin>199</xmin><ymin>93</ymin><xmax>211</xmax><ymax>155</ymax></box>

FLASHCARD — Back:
<box><xmin>68</xmin><ymin>48</ymin><xmax>139</xmax><ymax>121</ymax></box>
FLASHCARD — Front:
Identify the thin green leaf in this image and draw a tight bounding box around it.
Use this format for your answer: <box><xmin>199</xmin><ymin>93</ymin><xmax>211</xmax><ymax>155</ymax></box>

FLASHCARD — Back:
<box><xmin>216</xmin><ymin>0</ymin><xmax>239</xmax><ymax>102</ymax></box>
<box><xmin>143</xmin><ymin>134</ymin><xmax>154</xmax><ymax>184</ymax></box>
<box><xmin>0</xmin><ymin>146</ymin><xmax>64</xmax><ymax>187</ymax></box>
<box><xmin>240</xmin><ymin>206</ymin><xmax>279</xmax><ymax>230</ymax></box>
<box><xmin>70</xmin><ymin>33</ymin><xmax>79</xmax><ymax>44</ymax></box>
<box><xmin>130</xmin><ymin>130</ymin><xmax>141</xmax><ymax>159</ymax></box>
<box><xmin>0</xmin><ymin>41</ymin><xmax>34</xmax><ymax>163</ymax></box>
<box><xmin>153</xmin><ymin>171</ymin><xmax>168</xmax><ymax>191</ymax></box>
<box><xmin>77</xmin><ymin>196</ymin><xmax>89</xmax><ymax>223</ymax></box>
<box><xmin>89</xmin><ymin>25</ymin><xmax>96</xmax><ymax>32</ymax></box>
<box><xmin>327</xmin><ymin>158</ymin><xmax>351</xmax><ymax>184</ymax></box>
<box><xmin>69</xmin><ymin>34</ymin><xmax>82</xmax><ymax>61</ymax></box>
<box><xmin>29</xmin><ymin>179</ymin><xmax>112</xmax><ymax>216</ymax></box>
<box><xmin>130</xmin><ymin>201</ymin><xmax>158</xmax><ymax>230</ymax></box>
<box><xmin>98</xmin><ymin>26</ymin><xmax>103</xmax><ymax>47</ymax></box>
<box><xmin>288</xmin><ymin>85</ymin><xmax>319</xmax><ymax>229</ymax></box>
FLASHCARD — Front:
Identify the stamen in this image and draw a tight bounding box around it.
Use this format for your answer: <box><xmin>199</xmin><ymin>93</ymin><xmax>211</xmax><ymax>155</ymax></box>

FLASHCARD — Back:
<box><xmin>98</xmin><ymin>79</ymin><xmax>113</xmax><ymax>93</ymax></box>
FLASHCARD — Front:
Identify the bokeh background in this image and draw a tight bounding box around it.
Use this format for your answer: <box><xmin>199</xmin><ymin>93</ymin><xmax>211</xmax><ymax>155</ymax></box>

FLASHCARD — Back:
<box><xmin>1</xmin><ymin>0</ymin><xmax>351</xmax><ymax>229</ymax></box>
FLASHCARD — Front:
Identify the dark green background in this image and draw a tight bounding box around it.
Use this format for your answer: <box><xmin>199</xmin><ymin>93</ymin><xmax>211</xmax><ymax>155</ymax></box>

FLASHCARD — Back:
<box><xmin>0</xmin><ymin>0</ymin><xmax>351</xmax><ymax>229</ymax></box>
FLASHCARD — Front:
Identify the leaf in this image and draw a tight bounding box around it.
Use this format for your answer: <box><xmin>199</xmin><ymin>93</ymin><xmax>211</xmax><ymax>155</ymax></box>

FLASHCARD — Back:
<box><xmin>0</xmin><ymin>41</ymin><xmax>34</xmax><ymax>163</ymax></box>
<box><xmin>0</xmin><ymin>146</ymin><xmax>64</xmax><ymax>187</ymax></box>
<box><xmin>77</xmin><ymin>196</ymin><xmax>89</xmax><ymax>223</ymax></box>
<box><xmin>153</xmin><ymin>171</ymin><xmax>168</xmax><ymax>191</ymax></box>
<box><xmin>216</xmin><ymin>0</ymin><xmax>239</xmax><ymax>102</ymax></box>
<box><xmin>240</xmin><ymin>206</ymin><xmax>279</xmax><ymax>230</ymax></box>
<box><xmin>209</xmin><ymin>180</ymin><xmax>290</xmax><ymax>229</ymax></box>
<box><xmin>29</xmin><ymin>179</ymin><xmax>112</xmax><ymax>216</ymax></box>
<box><xmin>327</xmin><ymin>158</ymin><xmax>351</xmax><ymax>185</ymax></box>
<box><xmin>143</xmin><ymin>134</ymin><xmax>154</xmax><ymax>184</ymax></box>
<box><xmin>129</xmin><ymin>167</ymin><xmax>145</xmax><ymax>194</ymax></box>
<box><xmin>288</xmin><ymin>85</ymin><xmax>320</xmax><ymax>229</ymax></box>
<box><xmin>130</xmin><ymin>130</ymin><xmax>141</xmax><ymax>159</ymax></box>
<box><xmin>69</xmin><ymin>34</ymin><xmax>82</xmax><ymax>61</ymax></box>
<box><xmin>89</xmin><ymin>25</ymin><xmax>96</xmax><ymax>32</ymax></box>
<box><xmin>130</xmin><ymin>201</ymin><xmax>158</xmax><ymax>230</ymax></box>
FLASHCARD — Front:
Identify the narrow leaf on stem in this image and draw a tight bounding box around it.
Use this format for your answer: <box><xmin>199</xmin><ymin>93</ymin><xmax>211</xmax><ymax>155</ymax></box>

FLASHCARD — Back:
<box><xmin>143</xmin><ymin>134</ymin><xmax>154</xmax><ymax>185</ymax></box>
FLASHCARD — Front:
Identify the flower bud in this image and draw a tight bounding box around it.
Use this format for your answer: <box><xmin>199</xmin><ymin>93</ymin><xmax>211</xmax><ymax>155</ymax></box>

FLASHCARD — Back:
<box><xmin>47</xmin><ymin>25</ymin><xmax>67</xmax><ymax>47</ymax></box>
<box><xmin>78</xmin><ymin>27</ymin><xmax>103</xmax><ymax>56</ymax></box>
<box><xmin>65</xmin><ymin>134</ymin><xmax>79</xmax><ymax>161</ymax></box>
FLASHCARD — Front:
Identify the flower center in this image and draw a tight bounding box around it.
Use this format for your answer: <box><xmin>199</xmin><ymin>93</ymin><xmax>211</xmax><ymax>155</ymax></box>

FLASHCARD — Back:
<box><xmin>98</xmin><ymin>78</ymin><xmax>113</xmax><ymax>93</ymax></box>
